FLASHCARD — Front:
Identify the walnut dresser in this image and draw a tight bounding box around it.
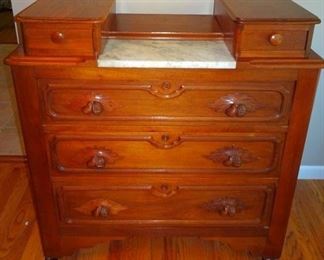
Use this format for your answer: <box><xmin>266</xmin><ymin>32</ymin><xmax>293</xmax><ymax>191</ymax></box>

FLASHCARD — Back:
<box><xmin>6</xmin><ymin>0</ymin><xmax>324</xmax><ymax>259</ymax></box>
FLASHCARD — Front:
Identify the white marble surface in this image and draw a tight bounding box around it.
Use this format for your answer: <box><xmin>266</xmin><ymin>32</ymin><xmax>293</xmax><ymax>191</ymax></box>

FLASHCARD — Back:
<box><xmin>98</xmin><ymin>39</ymin><xmax>236</xmax><ymax>69</ymax></box>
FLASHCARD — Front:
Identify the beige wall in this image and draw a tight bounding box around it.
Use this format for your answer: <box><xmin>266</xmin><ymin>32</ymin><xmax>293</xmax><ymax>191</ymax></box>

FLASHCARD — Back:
<box><xmin>10</xmin><ymin>0</ymin><xmax>324</xmax><ymax>166</ymax></box>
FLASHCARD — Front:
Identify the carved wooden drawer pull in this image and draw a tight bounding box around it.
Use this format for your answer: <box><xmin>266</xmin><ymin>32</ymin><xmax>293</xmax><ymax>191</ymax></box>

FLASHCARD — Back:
<box><xmin>269</xmin><ymin>33</ymin><xmax>283</xmax><ymax>46</ymax></box>
<box><xmin>87</xmin><ymin>151</ymin><xmax>106</xmax><ymax>169</ymax></box>
<box><xmin>51</xmin><ymin>31</ymin><xmax>65</xmax><ymax>44</ymax></box>
<box><xmin>206</xmin><ymin>146</ymin><xmax>258</xmax><ymax>168</ymax></box>
<box><xmin>93</xmin><ymin>205</ymin><xmax>110</xmax><ymax>218</ymax></box>
<box><xmin>86</xmin><ymin>149</ymin><xmax>121</xmax><ymax>169</ymax></box>
<box><xmin>203</xmin><ymin>197</ymin><xmax>245</xmax><ymax>217</ymax></box>
<box><xmin>223</xmin><ymin>154</ymin><xmax>242</xmax><ymax>168</ymax></box>
<box><xmin>82</xmin><ymin>101</ymin><xmax>104</xmax><ymax>115</ymax></box>
<box><xmin>225</xmin><ymin>103</ymin><xmax>248</xmax><ymax>117</ymax></box>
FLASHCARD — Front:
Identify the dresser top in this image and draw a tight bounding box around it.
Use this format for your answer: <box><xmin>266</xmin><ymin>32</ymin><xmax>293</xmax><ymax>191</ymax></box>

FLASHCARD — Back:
<box><xmin>16</xmin><ymin>0</ymin><xmax>114</xmax><ymax>22</ymax></box>
<box><xmin>220</xmin><ymin>0</ymin><xmax>320</xmax><ymax>23</ymax></box>
<box><xmin>97</xmin><ymin>39</ymin><xmax>236</xmax><ymax>69</ymax></box>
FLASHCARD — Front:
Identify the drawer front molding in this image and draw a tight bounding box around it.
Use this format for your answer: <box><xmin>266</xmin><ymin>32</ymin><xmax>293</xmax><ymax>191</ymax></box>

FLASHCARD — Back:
<box><xmin>48</xmin><ymin>133</ymin><xmax>284</xmax><ymax>174</ymax></box>
<box><xmin>56</xmin><ymin>184</ymin><xmax>275</xmax><ymax>227</ymax></box>
<box><xmin>40</xmin><ymin>80</ymin><xmax>294</xmax><ymax>123</ymax></box>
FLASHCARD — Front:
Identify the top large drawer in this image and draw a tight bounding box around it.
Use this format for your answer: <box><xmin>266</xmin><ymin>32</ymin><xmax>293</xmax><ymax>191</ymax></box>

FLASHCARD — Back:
<box><xmin>39</xmin><ymin>80</ymin><xmax>294</xmax><ymax>124</ymax></box>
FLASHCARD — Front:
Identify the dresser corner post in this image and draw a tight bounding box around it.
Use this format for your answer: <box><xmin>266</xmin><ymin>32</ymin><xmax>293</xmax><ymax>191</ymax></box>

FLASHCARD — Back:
<box><xmin>10</xmin><ymin>65</ymin><xmax>63</xmax><ymax>256</ymax></box>
<box><xmin>262</xmin><ymin>68</ymin><xmax>322</xmax><ymax>257</ymax></box>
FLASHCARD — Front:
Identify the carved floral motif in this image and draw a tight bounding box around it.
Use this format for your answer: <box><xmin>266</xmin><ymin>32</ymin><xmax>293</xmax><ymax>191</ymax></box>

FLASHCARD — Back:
<box><xmin>86</xmin><ymin>148</ymin><xmax>122</xmax><ymax>169</ymax></box>
<box><xmin>209</xmin><ymin>93</ymin><xmax>263</xmax><ymax>117</ymax></box>
<box><xmin>206</xmin><ymin>145</ymin><xmax>259</xmax><ymax>168</ymax></box>
<box><xmin>148</xmin><ymin>82</ymin><xmax>185</xmax><ymax>99</ymax></box>
<box><xmin>203</xmin><ymin>197</ymin><xmax>245</xmax><ymax>216</ymax></box>
<box><xmin>81</xmin><ymin>95</ymin><xmax>119</xmax><ymax>116</ymax></box>
<box><xmin>151</xmin><ymin>184</ymin><xmax>179</xmax><ymax>198</ymax></box>
<box><xmin>74</xmin><ymin>199</ymin><xmax>128</xmax><ymax>218</ymax></box>
<box><xmin>148</xmin><ymin>134</ymin><xmax>183</xmax><ymax>149</ymax></box>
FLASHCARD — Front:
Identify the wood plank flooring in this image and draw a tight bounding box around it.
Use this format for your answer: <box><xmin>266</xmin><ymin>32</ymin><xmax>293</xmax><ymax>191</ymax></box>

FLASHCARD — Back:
<box><xmin>0</xmin><ymin>158</ymin><xmax>323</xmax><ymax>260</ymax></box>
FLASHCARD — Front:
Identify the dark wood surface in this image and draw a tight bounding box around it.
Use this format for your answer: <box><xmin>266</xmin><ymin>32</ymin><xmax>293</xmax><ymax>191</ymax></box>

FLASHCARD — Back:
<box><xmin>6</xmin><ymin>0</ymin><xmax>324</xmax><ymax>259</ymax></box>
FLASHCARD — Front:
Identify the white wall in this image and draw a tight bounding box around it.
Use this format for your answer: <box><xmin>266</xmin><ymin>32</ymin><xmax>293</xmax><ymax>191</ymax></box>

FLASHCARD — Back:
<box><xmin>116</xmin><ymin>0</ymin><xmax>214</xmax><ymax>14</ymax></box>
<box><xmin>11</xmin><ymin>0</ymin><xmax>35</xmax><ymax>15</ymax></box>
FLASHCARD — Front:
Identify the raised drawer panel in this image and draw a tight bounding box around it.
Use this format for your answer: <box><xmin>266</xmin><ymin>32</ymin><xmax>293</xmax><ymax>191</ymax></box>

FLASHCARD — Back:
<box><xmin>40</xmin><ymin>80</ymin><xmax>294</xmax><ymax>123</ymax></box>
<box><xmin>239</xmin><ymin>25</ymin><xmax>311</xmax><ymax>58</ymax></box>
<box><xmin>49</xmin><ymin>133</ymin><xmax>283</xmax><ymax>174</ymax></box>
<box><xmin>56</xmin><ymin>184</ymin><xmax>274</xmax><ymax>227</ymax></box>
<box><xmin>22</xmin><ymin>23</ymin><xmax>96</xmax><ymax>57</ymax></box>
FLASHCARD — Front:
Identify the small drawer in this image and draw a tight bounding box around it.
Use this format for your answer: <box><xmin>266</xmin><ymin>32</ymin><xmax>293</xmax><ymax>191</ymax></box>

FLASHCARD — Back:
<box><xmin>239</xmin><ymin>24</ymin><xmax>311</xmax><ymax>58</ymax></box>
<box><xmin>22</xmin><ymin>22</ymin><xmax>96</xmax><ymax>57</ymax></box>
<box><xmin>40</xmin><ymin>80</ymin><xmax>294</xmax><ymax>123</ymax></box>
<box><xmin>56</xmin><ymin>184</ymin><xmax>275</xmax><ymax>228</ymax></box>
<box><xmin>48</xmin><ymin>133</ymin><xmax>283</xmax><ymax>174</ymax></box>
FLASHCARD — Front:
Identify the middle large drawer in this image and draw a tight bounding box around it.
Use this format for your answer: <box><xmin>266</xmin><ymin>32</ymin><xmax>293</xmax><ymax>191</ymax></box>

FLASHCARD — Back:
<box><xmin>48</xmin><ymin>132</ymin><xmax>284</xmax><ymax>175</ymax></box>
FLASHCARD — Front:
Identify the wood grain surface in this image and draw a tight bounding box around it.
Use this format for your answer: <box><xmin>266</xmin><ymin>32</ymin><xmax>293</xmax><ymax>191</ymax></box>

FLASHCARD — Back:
<box><xmin>0</xmin><ymin>159</ymin><xmax>322</xmax><ymax>260</ymax></box>
<box><xmin>6</xmin><ymin>0</ymin><xmax>324</xmax><ymax>258</ymax></box>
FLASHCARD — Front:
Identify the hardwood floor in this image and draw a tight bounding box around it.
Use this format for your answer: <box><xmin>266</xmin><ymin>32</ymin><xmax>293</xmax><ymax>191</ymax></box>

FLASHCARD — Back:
<box><xmin>0</xmin><ymin>157</ymin><xmax>43</xmax><ymax>260</ymax></box>
<box><xmin>0</xmin><ymin>158</ymin><xmax>323</xmax><ymax>260</ymax></box>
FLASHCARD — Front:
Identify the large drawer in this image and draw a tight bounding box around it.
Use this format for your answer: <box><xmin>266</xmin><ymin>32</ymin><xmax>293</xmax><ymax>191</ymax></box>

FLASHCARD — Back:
<box><xmin>48</xmin><ymin>133</ymin><xmax>284</xmax><ymax>174</ymax></box>
<box><xmin>56</xmin><ymin>184</ymin><xmax>274</xmax><ymax>228</ymax></box>
<box><xmin>40</xmin><ymin>80</ymin><xmax>294</xmax><ymax>123</ymax></box>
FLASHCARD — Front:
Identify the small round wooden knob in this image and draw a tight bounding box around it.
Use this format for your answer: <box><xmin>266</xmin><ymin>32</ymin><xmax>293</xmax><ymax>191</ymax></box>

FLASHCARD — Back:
<box><xmin>269</xmin><ymin>33</ymin><xmax>283</xmax><ymax>46</ymax></box>
<box><xmin>225</xmin><ymin>104</ymin><xmax>247</xmax><ymax>117</ymax></box>
<box><xmin>51</xmin><ymin>31</ymin><xmax>65</xmax><ymax>44</ymax></box>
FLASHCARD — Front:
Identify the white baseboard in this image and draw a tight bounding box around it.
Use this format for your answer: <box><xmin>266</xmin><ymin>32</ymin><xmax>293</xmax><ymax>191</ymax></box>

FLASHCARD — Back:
<box><xmin>298</xmin><ymin>165</ymin><xmax>324</xmax><ymax>179</ymax></box>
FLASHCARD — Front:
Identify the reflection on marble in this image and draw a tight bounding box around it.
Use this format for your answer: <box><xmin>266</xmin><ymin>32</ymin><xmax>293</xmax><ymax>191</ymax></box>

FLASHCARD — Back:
<box><xmin>98</xmin><ymin>39</ymin><xmax>236</xmax><ymax>69</ymax></box>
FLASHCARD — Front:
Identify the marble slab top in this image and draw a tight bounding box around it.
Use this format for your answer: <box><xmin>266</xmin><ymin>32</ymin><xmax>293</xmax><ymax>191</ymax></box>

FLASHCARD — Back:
<box><xmin>97</xmin><ymin>39</ymin><xmax>236</xmax><ymax>69</ymax></box>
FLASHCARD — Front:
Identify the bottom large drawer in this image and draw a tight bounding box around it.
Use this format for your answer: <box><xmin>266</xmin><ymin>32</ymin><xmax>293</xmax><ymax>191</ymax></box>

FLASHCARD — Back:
<box><xmin>56</xmin><ymin>184</ymin><xmax>275</xmax><ymax>229</ymax></box>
